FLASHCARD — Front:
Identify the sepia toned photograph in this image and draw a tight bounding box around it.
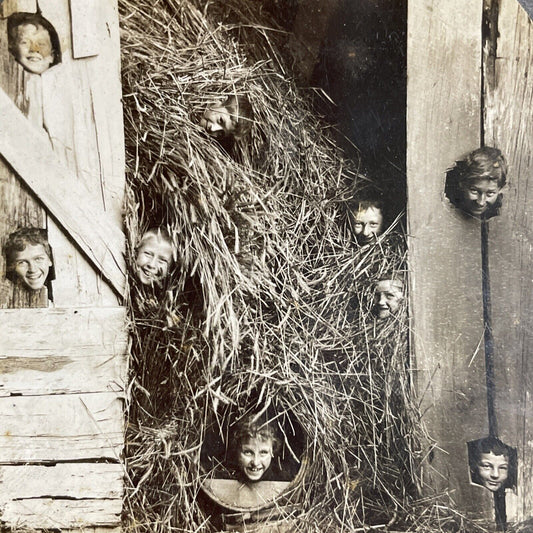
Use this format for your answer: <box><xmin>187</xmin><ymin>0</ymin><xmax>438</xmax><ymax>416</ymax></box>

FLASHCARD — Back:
<box><xmin>0</xmin><ymin>0</ymin><xmax>532</xmax><ymax>532</ymax></box>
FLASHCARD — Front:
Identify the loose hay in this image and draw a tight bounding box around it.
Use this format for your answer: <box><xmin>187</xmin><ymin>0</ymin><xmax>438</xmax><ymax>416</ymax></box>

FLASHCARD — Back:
<box><xmin>119</xmin><ymin>1</ymin><xmax>433</xmax><ymax>531</ymax></box>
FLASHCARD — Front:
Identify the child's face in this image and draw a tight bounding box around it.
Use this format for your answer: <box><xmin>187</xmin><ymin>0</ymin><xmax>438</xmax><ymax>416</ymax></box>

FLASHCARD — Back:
<box><xmin>477</xmin><ymin>452</ymin><xmax>509</xmax><ymax>492</ymax></box>
<box><xmin>200</xmin><ymin>104</ymin><xmax>237</xmax><ymax>139</ymax></box>
<box><xmin>135</xmin><ymin>234</ymin><xmax>174</xmax><ymax>286</ymax></box>
<box><xmin>374</xmin><ymin>280</ymin><xmax>403</xmax><ymax>319</ymax></box>
<box><xmin>12</xmin><ymin>243</ymin><xmax>52</xmax><ymax>290</ymax></box>
<box><xmin>14</xmin><ymin>23</ymin><xmax>54</xmax><ymax>74</ymax></box>
<box><xmin>459</xmin><ymin>179</ymin><xmax>501</xmax><ymax>217</ymax></box>
<box><xmin>237</xmin><ymin>437</ymin><xmax>273</xmax><ymax>482</ymax></box>
<box><xmin>353</xmin><ymin>206</ymin><xmax>383</xmax><ymax>245</ymax></box>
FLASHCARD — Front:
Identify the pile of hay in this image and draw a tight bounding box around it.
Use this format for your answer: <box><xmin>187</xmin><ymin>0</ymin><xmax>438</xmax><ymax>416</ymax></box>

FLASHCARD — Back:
<box><xmin>120</xmin><ymin>0</ymin><xmax>426</xmax><ymax>531</ymax></box>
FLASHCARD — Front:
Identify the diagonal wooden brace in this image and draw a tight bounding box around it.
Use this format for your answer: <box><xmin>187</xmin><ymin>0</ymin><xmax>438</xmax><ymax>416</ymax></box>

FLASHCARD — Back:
<box><xmin>0</xmin><ymin>87</ymin><xmax>125</xmax><ymax>297</ymax></box>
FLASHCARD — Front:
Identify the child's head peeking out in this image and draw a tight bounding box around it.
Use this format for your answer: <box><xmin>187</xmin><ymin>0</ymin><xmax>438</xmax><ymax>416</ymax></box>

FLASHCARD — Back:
<box><xmin>231</xmin><ymin>416</ymin><xmax>280</xmax><ymax>483</ymax></box>
<box><xmin>469</xmin><ymin>436</ymin><xmax>514</xmax><ymax>492</ymax></box>
<box><xmin>4</xmin><ymin>227</ymin><xmax>53</xmax><ymax>291</ymax></box>
<box><xmin>200</xmin><ymin>95</ymin><xmax>253</xmax><ymax>141</ymax></box>
<box><xmin>8</xmin><ymin>12</ymin><xmax>61</xmax><ymax>74</ymax></box>
<box><xmin>134</xmin><ymin>228</ymin><xmax>175</xmax><ymax>286</ymax></box>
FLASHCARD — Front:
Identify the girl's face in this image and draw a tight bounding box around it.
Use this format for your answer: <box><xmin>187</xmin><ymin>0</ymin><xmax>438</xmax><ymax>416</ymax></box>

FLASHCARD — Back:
<box><xmin>200</xmin><ymin>104</ymin><xmax>237</xmax><ymax>139</ymax></box>
<box><xmin>459</xmin><ymin>179</ymin><xmax>501</xmax><ymax>217</ymax></box>
<box><xmin>477</xmin><ymin>452</ymin><xmax>509</xmax><ymax>492</ymax></box>
<box><xmin>14</xmin><ymin>23</ymin><xmax>54</xmax><ymax>74</ymax></box>
<box><xmin>352</xmin><ymin>206</ymin><xmax>383</xmax><ymax>245</ymax></box>
<box><xmin>237</xmin><ymin>437</ymin><xmax>273</xmax><ymax>482</ymax></box>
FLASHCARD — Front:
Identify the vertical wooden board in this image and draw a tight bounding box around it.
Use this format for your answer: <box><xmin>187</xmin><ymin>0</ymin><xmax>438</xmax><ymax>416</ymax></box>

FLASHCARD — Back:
<box><xmin>483</xmin><ymin>0</ymin><xmax>533</xmax><ymax>521</ymax></box>
<box><xmin>37</xmin><ymin>0</ymin><xmax>122</xmax><ymax>306</ymax></box>
<box><xmin>69</xmin><ymin>0</ymin><xmax>102</xmax><ymax>59</ymax></box>
<box><xmin>407</xmin><ymin>0</ymin><xmax>491</xmax><ymax>516</ymax></box>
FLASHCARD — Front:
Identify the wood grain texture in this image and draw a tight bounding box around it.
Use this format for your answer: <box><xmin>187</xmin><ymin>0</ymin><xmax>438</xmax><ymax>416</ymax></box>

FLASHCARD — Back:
<box><xmin>483</xmin><ymin>0</ymin><xmax>533</xmax><ymax>521</ymax></box>
<box><xmin>69</xmin><ymin>0</ymin><xmax>102</xmax><ymax>58</ymax></box>
<box><xmin>0</xmin><ymin>392</ymin><xmax>124</xmax><ymax>462</ymax></box>
<box><xmin>0</xmin><ymin>87</ymin><xmax>126</xmax><ymax>297</ymax></box>
<box><xmin>1</xmin><ymin>499</ymin><xmax>122</xmax><ymax>529</ymax></box>
<box><xmin>0</xmin><ymin>307</ymin><xmax>128</xmax><ymax>395</ymax></box>
<box><xmin>0</xmin><ymin>463</ymin><xmax>123</xmax><ymax>500</ymax></box>
<box><xmin>0</xmin><ymin>17</ymin><xmax>47</xmax><ymax>310</ymax></box>
<box><xmin>407</xmin><ymin>0</ymin><xmax>493</xmax><ymax>517</ymax></box>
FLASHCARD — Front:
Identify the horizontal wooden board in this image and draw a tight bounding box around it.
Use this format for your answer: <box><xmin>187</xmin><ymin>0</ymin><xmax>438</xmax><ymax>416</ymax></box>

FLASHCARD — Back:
<box><xmin>0</xmin><ymin>307</ymin><xmax>127</xmax><ymax>395</ymax></box>
<box><xmin>0</xmin><ymin>463</ymin><xmax>123</xmax><ymax>500</ymax></box>
<box><xmin>1</xmin><ymin>498</ymin><xmax>122</xmax><ymax>529</ymax></box>
<box><xmin>0</xmin><ymin>88</ymin><xmax>126</xmax><ymax>297</ymax></box>
<box><xmin>0</xmin><ymin>392</ymin><xmax>124</xmax><ymax>462</ymax></box>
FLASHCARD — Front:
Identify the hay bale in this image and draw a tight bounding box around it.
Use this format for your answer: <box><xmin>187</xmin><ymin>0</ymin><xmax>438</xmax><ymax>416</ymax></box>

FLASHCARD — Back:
<box><xmin>119</xmin><ymin>0</ymin><xmax>425</xmax><ymax>531</ymax></box>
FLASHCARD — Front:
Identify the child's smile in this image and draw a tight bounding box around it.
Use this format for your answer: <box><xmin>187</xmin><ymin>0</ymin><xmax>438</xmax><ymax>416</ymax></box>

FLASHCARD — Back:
<box><xmin>238</xmin><ymin>437</ymin><xmax>273</xmax><ymax>482</ymax></box>
<box><xmin>13</xmin><ymin>243</ymin><xmax>52</xmax><ymax>290</ymax></box>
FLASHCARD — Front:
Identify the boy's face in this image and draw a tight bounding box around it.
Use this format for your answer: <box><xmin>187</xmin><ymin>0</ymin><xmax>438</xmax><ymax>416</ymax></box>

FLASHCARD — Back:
<box><xmin>459</xmin><ymin>179</ymin><xmax>501</xmax><ymax>217</ymax></box>
<box><xmin>237</xmin><ymin>437</ymin><xmax>273</xmax><ymax>482</ymax></box>
<box><xmin>353</xmin><ymin>206</ymin><xmax>383</xmax><ymax>245</ymax></box>
<box><xmin>477</xmin><ymin>452</ymin><xmax>509</xmax><ymax>492</ymax></box>
<box><xmin>200</xmin><ymin>104</ymin><xmax>237</xmax><ymax>139</ymax></box>
<box><xmin>135</xmin><ymin>234</ymin><xmax>174</xmax><ymax>286</ymax></box>
<box><xmin>374</xmin><ymin>280</ymin><xmax>403</xmax><ymax>319</ymax></box>
<box><xmin>12</xmin><ymin>243</ymin><xmax>52</xmax><ymax>290</ymax></box>
<box><xmin>14</xmin><ymin>23</ymin><xmax>54</xmax><ymax>74</ymax></box>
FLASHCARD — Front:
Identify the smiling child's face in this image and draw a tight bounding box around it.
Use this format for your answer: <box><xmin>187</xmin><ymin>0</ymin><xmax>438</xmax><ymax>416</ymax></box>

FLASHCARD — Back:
<box><xmin>135</xmin><ymin>234</ymin><xmax>174</xmax><ymax>286</ymax></box>
<box><xmin>477</xmin><ymin>452</ymin><xmax>509</xmax><ymax>492</ymax></box>
<box><xmin>353</xmin><ymin>206</ymin><xmax>383</xmax><ymax>245</ymax></box>
<box><xmin>14</xmin><ymin>23</ymin><xmax>54</xmax><ymax>74</ymax></box>
<box><xmin>237</xmin><ymin>437</ymin><xmax>273</xmax><ymax>482</ymax></box>
<box><xmin>13</xmin><ymin>243</ymin><xmax>52</xmax><ymax>290</ymax></box>
<box><xmin>374</xmin><ymin>280</ymin><xmax>403</xmax><ymax>319</ymax></box>
<box><xmin>459</xmin><ymin>179</ymin><xmax>501</xmax><ymax>217</ymax></box>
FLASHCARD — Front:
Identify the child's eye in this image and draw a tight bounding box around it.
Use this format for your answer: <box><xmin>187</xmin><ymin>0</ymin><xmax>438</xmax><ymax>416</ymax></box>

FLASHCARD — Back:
<box><xmin>143</xmin><ymin>251</ymin><xmax>154</xmax><ymax>258</ymax></box>
<box><xmin>370</xmin><ymin>223</ymin><xmax>379</xmax><ymax>228</ymax></box>
<box><xmin>35</xmin><ymin>256</ymin><xmax>47</xmax><ymax>262</ymax></box>
<box><xmin>16</xmin><ymin>260</ymin><xmax>28</xmax><ymax>266</ymax></box>
<box><xmin>500</xmin><ymin>465</ymin><xmax>509</xmax><ymax>470</ymax></box>
<box><xmin>486</xmin><ymin>192</ymin><xmax>496</xmax><ymax>197</ymax></box>
<box><xmin>354</xmin><ymin>223</ymin><xmax>363</xmax><ymax>228</ymax></box>
<box><xmin>479</xmin><ymin>463</ymin><xmax>491</xmax><ymax>469</ymax></box>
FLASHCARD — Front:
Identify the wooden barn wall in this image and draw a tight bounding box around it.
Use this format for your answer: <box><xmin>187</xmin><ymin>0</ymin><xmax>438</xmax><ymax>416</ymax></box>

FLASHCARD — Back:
<box><xmin>483</xmin><ymin>0</ymin><xmax>533</xmax><ymax>521</ymax></box>
<box><xmin>408</xmin><ymin>0</ymin><xmax>533</xmax><ymax>522</ymax></box>
<box><xmin>0</xmin><ymin>0</ymin><xmax>126</xmax><ymax>530</ymax></box>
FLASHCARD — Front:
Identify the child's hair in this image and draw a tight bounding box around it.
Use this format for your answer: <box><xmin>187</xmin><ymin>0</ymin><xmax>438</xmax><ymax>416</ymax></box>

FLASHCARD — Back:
<box><xmin>349</xmin><ymin>197</ymin><xmax>384</xmax><ymax>215</ymax></box>
<box><xmin>232</xmin><ymin>415</ymin><xmax>281</xmax><ymax>456</ymax></box>
<box><xmin>3</xmin><ymin>227</ymin><xmax>53</xmax><ymax>283</ymax></box>
<box><xmin>7</xmin><ymin>12</ymin><xmax>62</xmax><ymax>66</ymax></box>
<box><xmin>221</xmin><ymin>95</ymin><xmax>254</xmax><ymax>140</ymax></box>
<box><xmin>136</xmin><ymin>227</ymin><xmax>173</xmax><ymax>250</ymax></box>
<box><xmin>468</xmin><ymin>436</ymin><xmax>516</xmax><ymax>489</ymax></box>
<box><xmin>445</xmin><ymin>146</ymin><xmax>507</xmax><ymax>217</ymax></box>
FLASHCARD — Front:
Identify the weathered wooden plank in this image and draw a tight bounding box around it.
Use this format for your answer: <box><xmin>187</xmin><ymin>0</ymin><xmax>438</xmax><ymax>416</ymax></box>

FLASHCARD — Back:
<box><xmin>69</xmin><ymin>0</ymin><xmax>102</xmax><ymax>58</ymax></box>
<box><xmin>0</xmin><ymin>0</ymin><xmax>37</xmax><ymax>18</ymax></box>
<box><xmin>28</xmin><ymin>0</ymin><xmax>120</xmax><ymax>307</ymax></box>
<box><xmin>0</xmin><ymin>17</ymin><xmax>48</xmax><ymax>310</ymax></box>
<box><xmin>0</xmin><ymin>88</ymin><xmax>126</xmax><ymax>297</ymax></box>
<box><xmin>0</xmin><ymin>463</ymin><xmax>123</xmax><ymax>500</ymax></box>
<box><xmin>0</xmin><ymin>392</ymin><xmax>124</xmax><ymax>462</ymax></box>
<box><xmin>407</xmin><ymin>0</ymin><xmax>492</xmax><ymax>517</ymax></box>
<box><xmin>0</xmin><ymin>307</ymin><xmax>127</xmax><ymax>354</ymax></box>
<box><xmin>483</xmin><ymin>0</ymin><xmax>533</xmax><ymax>522</ymax></box>
<box><xmin>1</xmin><ymin>499</ymin><xmax>122</xmax><ymax>529</ymax></box>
